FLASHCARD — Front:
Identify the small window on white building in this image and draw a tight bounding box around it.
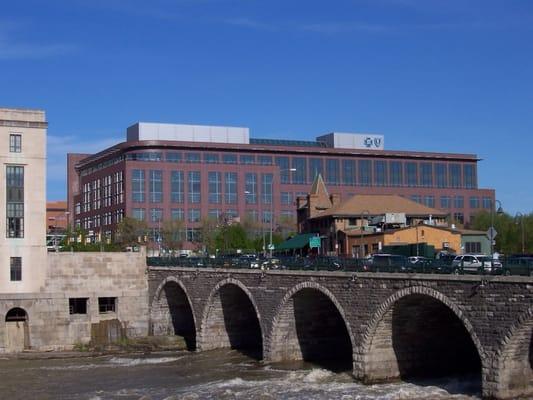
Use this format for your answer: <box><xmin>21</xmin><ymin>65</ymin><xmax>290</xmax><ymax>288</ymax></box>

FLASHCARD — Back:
<box><xmin>69</xmin><ymin>298</ymin><xmax>88</xmax><ymax>314</ymax></box>
<box><xmin>10</xmin><ymin>257</ymin><xmax>21</xmax><ymax>281</ymax></box>
<box><xmin>9</xmin><ymin>134</ymin><xmax>22</xmax><ymax>153</ymax></box>
<box><xmin>98</xmin><ymin>297</ymin><xmax>116</xmax><ymax>313</ymax></box>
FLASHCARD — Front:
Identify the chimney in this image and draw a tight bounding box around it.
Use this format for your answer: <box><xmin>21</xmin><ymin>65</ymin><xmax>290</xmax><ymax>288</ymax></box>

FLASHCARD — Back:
<box><xmin>296</xmin><ymin>196</ymin><xmax>306</xmax><ymax>209</ymax></box>
<box><xmin>308</xmin><ymin>194</ymin><xmax>319</xmax><ymax>218</ymax></box>
<box><xmin>330</xmin><ymin>193</ymin><xmax>341</xmax><ymax>207</ymax></box>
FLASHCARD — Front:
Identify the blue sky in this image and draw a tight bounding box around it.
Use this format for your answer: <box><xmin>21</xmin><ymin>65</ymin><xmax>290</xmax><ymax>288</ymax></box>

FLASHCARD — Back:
<box><xmin>2</xmin><ymin>0</ymin><xmax>532</xmax><ymax>214</ymax></box>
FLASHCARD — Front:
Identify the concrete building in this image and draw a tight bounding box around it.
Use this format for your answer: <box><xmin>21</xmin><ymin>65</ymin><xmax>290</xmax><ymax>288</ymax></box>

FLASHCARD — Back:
<box><xmin>67</xmin><ymin>122</ymin><xmax>495</xmax><ymax>249</ymax></box>
<box><xmin>0</xmin><ymin>108</ymin><xmax>47</xmax><ymax>294</ymax></box>
<box><xmin>0</xmin><ymin>107</ymin><xmax>148</xmax><ymax>352</ymax></box>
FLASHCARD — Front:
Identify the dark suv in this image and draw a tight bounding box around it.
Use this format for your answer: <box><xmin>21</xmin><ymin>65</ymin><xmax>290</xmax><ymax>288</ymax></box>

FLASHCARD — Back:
<box><xmin>370</xmin><ymin>254</ymin><xmax>409</xmax><ymax>272</ymax></box>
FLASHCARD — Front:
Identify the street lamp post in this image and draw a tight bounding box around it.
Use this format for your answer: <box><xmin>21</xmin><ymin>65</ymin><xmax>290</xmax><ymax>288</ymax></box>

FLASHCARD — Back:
<box><xmin>490</xmin><ymin>199</ymin><xmax>504</xmax><ymax>256</ymax></box>
<box><xmin>516</xmin><ymin>212</ymin><xmax>525</xmax><ymax>254</ymax></box>
<box><xmin>269</xmin><ymin>168</ymin><xmax>297</xmax><ymax>258</ymax></box>
<box><xmin>360</xmin><ymin>210</ymin><xmax>370</xmax><ymax>258</ymax></box>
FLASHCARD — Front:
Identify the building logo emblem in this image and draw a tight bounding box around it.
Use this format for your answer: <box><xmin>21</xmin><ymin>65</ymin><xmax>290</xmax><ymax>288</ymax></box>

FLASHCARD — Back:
<box><xmin>364</xmin><ymin>137</ymin><xmax>382</xmax><ymax>148</ymax></box>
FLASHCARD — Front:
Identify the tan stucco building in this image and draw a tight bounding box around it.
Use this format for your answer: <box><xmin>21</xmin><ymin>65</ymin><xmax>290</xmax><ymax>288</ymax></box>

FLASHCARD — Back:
<box><xmin>345</xmin><ymin>225</ymin><xmax>463</xmax><ymax>257</ymax></box>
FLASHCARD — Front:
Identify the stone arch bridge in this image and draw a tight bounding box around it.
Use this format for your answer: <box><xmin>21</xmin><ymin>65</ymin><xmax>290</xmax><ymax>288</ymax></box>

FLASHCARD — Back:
<box><xmin>148</xmin><ymin>267</ymin><xmax>533</xmax><ymax>399</ymax></box>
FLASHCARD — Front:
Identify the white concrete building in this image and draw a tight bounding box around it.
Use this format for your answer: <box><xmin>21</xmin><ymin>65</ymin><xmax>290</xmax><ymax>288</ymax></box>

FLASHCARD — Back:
<box><xmin>0</xmin><ymin>107</ymin><xmax>149</xmax><ymax>352</ymax></box>
<box><xmin>0</xmin><ymin>108</ymin><xmax>47</xmax><ymax>294</ymax></box>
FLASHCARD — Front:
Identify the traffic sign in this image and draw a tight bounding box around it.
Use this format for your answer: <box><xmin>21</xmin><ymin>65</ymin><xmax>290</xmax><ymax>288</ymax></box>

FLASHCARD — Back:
<box><xmin>309</xmin><ymin>236</ymin><xmax>321</xmax><ymax>248</ymax></box>
<box><xmin>268</xmin><ymin>244</ymin><xmax>275</xmax><ymax>250</ymax></box>
<box><xmin>486</xmin><ymin>227</ymin><xmax>498</xmax><ymax>240</ymax></box>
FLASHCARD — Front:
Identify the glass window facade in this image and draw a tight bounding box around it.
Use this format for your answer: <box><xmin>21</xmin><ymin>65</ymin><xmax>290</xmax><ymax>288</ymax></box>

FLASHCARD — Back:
<box><xmin>186</xmin><ymin>153</ymin><xmax>201</xmax><ymax>163</ymax></box>
<box><xmin>464</xmin><ymin>164</ymin><xmax>476</xmax><ymax>189</ymax></box>
<box><xmin>281</xmin><ymin>192</ymin><xmax>292</xmax><ymax>205</ymax></box>
<box><xmin>132</xmin><ymin>208</ymin><xmax>145</xmax><ymax>221</ymax></box>
<box><xmin>405</xmin><ymin>162</ymin><xmax>418</xmax><ymax>187</ymax></box>
<box><xmin>390</xmin><ymin>161</ymin><xmax>402</xmax><ymax>187</ymax></box>
<box><xmin>240</xmin><ymin>155</ymin><xmax>255</xmax><ymax>165</ymax></box>
<box><xmin>292</xmin><ymin>158</ymin><xmax>307</xmax><ymax>184</ymax></box>
<box><xmin>149</xmin><ymin>170</ymin><xmax>163</xmax><ymax>203</ymax></box>
<box><xmin>374</xmin><ymin>161</ymin><xmax>387</xmax><ymax>186</ymax></box>
<box><xmin>6</xmin><ymin>165</ymin><xmax>24</xmax><ymax>238</ymax></box>
<box><xmin>170</xmin><ymin>171</ymin><xmax>184</xmax><ymax>203</ymax></box>
<box><xmin>440</xmin><ymin>196</ymin><xmax>451</xmax><ymax>209</ymax></box>
<box><xmin>132</xmin><ymin>169</ymin><xmax>145</xmax><ymax>203</ymax></box>
<box><xmin>275</xmin><ymin>157</ymin><xmax>290</xmax><ymax>184</ymax></box>
<box><xmin>454</xmin><ymin>195</ymin><xmax>464</xmax><ymax>209</ymax></box>
<box><xmin>309</xmin><ymin>158</ymin><xmax>323</xmax><ymax>180</ymax></box>
<box><xmin>166</xmin><ymin>152</ymin><xmax>182</xmax><ymax>162</ymax></box>
<box><xmin>188</xmin><ymin>171</ymin><xmax>201</xmax><ymax>203</ymax></box>
<box><xmin>482</xmin><ymin>197</ymin><xmax>492</xmax><ymax>209</ymax></box>
<box><xmin>449</xmin><ymin>164</ymin><xmax>462</xmax><ymax>188</ymax></box>
<box><xmin>208</xmin><ymin>209</ymin><xmax>221</xmax><ymax>221</ymax></box>
<box><xmin>342</xmin><ymin>159</ymin><xmax>356</xmax><ymax>185</ymax></box>
<box><xmin>150</xmin><ymin>208</ymin><xmax>163</xmax><ymax>222</ymax></box>
<box><xmin>358</xmin><ymin>160</ymin><xmax>372</xmax><ymax>186</ymax></box>
<box><xmin>258</xmin><ymin>156</ymin><xmax>273</xmax><ymax>165</ymax></box>
<box><xmin>223</xmin><ymin>154</ymin><xmax>237</xmax><ymax>164</ymax></box>
<box><xmin>188</xmin><ymin>209</ymin><xmax>201</xmax><ymax>223</ymax></box>
<box><xmin>171</xmin><ymin>208</ymin><xmax>184</xmax><ymax>220</ymax></box>
<box><xmin>245</xmin><ymin>173</ymin><xmax>257</xmax><ymax>204</ymax></box>
<box><xmin>435</xmin><ymin>163</ymin><xmax>447</xmax><ymax>188</ymax></box>
<box><xmin>225</xmin><ymin>172</ymin><xmax>237</xmax><ymax>204</ymax></box>
<box><xmin>424</xmin><ymin>195</ymin><xmax>435</xmax><ymax>208</ymax></box>
<box><xmin>326</xmin><ymin>159</ymin><xmax>339</xmax><ymax>185</ymax></box>
<box><xmin>262</xmin><ymin>173</ymin><xmax>273</xmax><ymax>204</ymax></box>
<box><xmin>204</xmin><ymin>153</ymin><xmax>219</xmax><ymax>164</ymax></box>
<box><xmin>469</xmin><ymin>196</ymin><xmax>480</xmax><ymax>209</ymax></box>
<box><xmin>208</xmin><ymin>171</ymin><xmax>222</xmax><ymax>204</ymax></box>
<box><xmin>420</xmin><ymin>163</ymin><xmax>433</xmax><ymax>187</ymax></box>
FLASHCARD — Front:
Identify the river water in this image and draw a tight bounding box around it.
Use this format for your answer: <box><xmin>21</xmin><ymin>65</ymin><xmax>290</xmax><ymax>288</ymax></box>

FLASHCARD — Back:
<box><xmin>0</xmin><ymin>350</ymin><xmax>482</xmax><ymax>400</ymax></box>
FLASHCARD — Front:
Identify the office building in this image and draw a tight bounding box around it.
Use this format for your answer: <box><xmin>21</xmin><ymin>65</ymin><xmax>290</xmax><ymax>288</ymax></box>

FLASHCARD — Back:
<box><xmin>67</xmin><ymin>122</ymin><xmax>495</xmax><ymax>248</ymax></box>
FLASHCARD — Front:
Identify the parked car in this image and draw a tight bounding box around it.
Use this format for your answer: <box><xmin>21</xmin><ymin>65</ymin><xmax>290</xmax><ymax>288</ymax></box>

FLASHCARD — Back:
<box><xmin>451</xmin><ymin>254</ymin><xmax>501</xmax><ymax>275</ymax></box>
<box><xmin>408</xmin><ymin>256</ymin><xmax>431</xmax><ymax>264</ymax></box>
<box><xmin>502</xmin><ymin>257</ymin><xmax>533</xmax><ymax>276</ymax></box>
<box><xmin>369</xmin><ymin>254</ymin><xmax>409</xmax><ymax>272</ymax></box>
<box><xmin>313</xmin><ymin>256</ymin><xmax>342</xmax><ymax>271</ymax></box>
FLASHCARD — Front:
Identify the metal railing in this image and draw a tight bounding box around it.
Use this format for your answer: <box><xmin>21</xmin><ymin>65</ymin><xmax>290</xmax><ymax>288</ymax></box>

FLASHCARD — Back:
<box><xmin>147</xmin><ymin>256</ymin><xmax>533</xmax><ymax>276</ymax></box>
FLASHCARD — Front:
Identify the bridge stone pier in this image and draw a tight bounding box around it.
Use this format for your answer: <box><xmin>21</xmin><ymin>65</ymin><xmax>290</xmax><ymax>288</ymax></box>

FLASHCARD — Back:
<box><xmin>148</xmin><ymin>267</ymin><xmax>533</xmax><ymax>399</ymax></box>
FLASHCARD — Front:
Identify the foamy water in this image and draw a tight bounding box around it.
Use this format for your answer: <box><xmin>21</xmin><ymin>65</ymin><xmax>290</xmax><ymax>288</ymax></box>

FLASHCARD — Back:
<box><xmin>0</xmin><ymin>350</ymin><xmax>481</xmax><ymax>400</ymax></box>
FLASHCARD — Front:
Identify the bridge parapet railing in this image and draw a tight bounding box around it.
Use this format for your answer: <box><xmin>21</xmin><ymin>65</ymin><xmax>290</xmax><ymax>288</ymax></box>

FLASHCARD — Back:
<box><xmin>146</xmin><ymin>256</ymin><xmax>533</xmax><ymax>276</ymax></box>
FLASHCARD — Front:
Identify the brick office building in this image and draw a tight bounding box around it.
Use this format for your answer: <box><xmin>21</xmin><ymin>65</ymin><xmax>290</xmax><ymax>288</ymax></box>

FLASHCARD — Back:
<box><xmin>67</xmin><ymin>122</ymin><xmax>495</xmax><ymax>248</ymax></box>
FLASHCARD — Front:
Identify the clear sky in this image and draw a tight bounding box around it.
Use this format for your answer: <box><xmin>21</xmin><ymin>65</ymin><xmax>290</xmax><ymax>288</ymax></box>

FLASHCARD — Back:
<box><xmin>2</xmin><ymin>0</ymin><xmax>532</xmax><ymax>214</ymax></box>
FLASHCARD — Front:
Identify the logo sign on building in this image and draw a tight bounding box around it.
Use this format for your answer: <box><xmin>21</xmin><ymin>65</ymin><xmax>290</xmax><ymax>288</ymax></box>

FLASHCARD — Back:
<box><xmin>309</xmin><ymin>236</ymin><xmax>321</xmax><ymax>249</ymax></box>
<box><xmin>316</xmin><ymin>133</ymin><xmax>385</xmax><ymax>150</ymax></box>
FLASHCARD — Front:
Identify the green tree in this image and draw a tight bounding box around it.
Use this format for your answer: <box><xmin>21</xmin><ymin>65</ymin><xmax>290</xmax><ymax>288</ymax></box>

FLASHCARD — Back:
<box><xmin>470</xmin><ymin>210</ymin><xmax>533</xmax><ymax>254</ymax></box>
<box><xmin>161</xmin><ymin>219</ymin><xmax>185</xmax><ymax>252</ymax></box>
<box><xmin>115</xmin><ymin>217</ymin><xmax>148</xmax><ymax>247</ymax></box>
<box><xmin>215</xmin><ymin>223</ymin><xmax>250</xmax><ymax>253</ymax></box>
<box><xmin>276</xmin><ymin>214</ymin><xmax>297</xmax><ymax>239</ymax></box>
<box><xmin>198</xmin><ymin>217</ymin><xmax>219</xmax><ymax>255</ymax></box>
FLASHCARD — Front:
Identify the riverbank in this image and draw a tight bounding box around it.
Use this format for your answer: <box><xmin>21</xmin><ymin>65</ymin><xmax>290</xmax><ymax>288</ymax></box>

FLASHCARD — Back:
<box><xmin>0</xmin><ymin>335</ymin><xmax>188</xmax><ymax>361</ymax></box>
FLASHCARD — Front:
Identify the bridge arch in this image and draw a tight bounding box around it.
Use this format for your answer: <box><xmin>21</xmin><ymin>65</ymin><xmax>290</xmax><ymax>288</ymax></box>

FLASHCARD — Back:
<box><xmin>267</xmin><ymin>281</ymin><xmax>355</xmax><ymax>371</ymax></box>
<box><xmin>150</xmin><ymin>277</ymin><xmax>197</xmax><ymax>350</ymax></box>
<box><xmin>493</xmin><ymin>307</ymin><xmax>533</xmax><ymax>399</ymax></box>
<box><xmin>357</xmin><ymin>286</ymin><xmax>484</xmax><ymax>394</ymax></box>
<box><xmin>199</xmin><ymin>278</ymin><xmax>264</xmax><ymax>359</ymax></box>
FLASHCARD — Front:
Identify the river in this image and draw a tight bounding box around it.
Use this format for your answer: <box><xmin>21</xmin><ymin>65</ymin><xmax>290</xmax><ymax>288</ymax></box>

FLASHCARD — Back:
<box><xmin>0</xmin><ymin>350</ymin><xmax>482</xmax><ymax>400</ymax></box>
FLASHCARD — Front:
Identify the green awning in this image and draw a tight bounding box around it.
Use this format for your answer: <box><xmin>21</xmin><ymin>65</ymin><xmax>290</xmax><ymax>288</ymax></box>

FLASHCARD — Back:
<box><xmin>276</xmin><ymin>233</ymin><xmax>318</xmax><ymax>250</ymax></box>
